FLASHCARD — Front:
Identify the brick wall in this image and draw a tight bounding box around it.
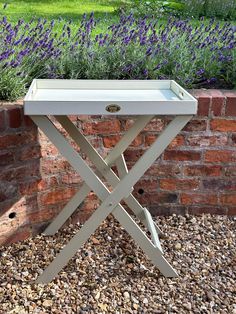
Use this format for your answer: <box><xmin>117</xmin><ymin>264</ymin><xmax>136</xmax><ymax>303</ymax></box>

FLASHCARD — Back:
<box><xmin>0</xmin><ymin>89</ymin><xmax>235</xmax><ymax>246</ymax></box>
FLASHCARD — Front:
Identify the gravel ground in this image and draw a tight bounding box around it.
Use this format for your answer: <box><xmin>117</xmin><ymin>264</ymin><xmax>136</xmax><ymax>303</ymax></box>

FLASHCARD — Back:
<box><xmin>0</xmin><ymin>214</ymin><xmax>235</xmax><ymax>314</ymax></box>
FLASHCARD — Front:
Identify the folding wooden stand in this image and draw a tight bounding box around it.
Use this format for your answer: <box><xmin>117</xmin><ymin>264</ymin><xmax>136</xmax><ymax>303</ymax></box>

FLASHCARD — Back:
<box><xmin>24</xmin><ymin>80</ymin><xmax>197</xmax><ymax>283</ymax></box>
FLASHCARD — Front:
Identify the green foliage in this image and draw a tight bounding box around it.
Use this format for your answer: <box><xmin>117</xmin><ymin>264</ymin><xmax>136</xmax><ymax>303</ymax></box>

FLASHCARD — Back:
<box><xmin>180</xmin><ymin>0</ymin><xmax>236</xmax><ymax>19</ymax></box>
<box><xmin>0</xmin><ymin>70</ymin><xmax>26</xmax><ymax>101</ymax></box>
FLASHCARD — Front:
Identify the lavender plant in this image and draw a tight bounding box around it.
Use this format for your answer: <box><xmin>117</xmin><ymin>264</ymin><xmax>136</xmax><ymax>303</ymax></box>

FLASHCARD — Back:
<box><xmin>181</xmin><ymin>0</ymin><xmax>236</xmax><ymax>19</ymax></box>
<box><xmin>0</xmin><ymin>13</ymin><xmax>235</xmax><ymax>101</ymax></box>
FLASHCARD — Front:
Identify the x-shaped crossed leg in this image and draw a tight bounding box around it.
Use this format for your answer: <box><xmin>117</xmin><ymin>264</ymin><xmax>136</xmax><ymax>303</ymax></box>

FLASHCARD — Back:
<box><xmin>30</xmin><ymin>114</ymin><xmax>192</xmax><ymax>283</ymax></box>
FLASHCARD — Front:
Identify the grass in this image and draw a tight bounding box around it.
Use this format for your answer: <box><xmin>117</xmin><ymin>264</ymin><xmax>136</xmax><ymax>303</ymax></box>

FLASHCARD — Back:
<box><xmin>0</xmin><ymin>0</ymin><xmax>124</xmax><ymax>32</ymax></box>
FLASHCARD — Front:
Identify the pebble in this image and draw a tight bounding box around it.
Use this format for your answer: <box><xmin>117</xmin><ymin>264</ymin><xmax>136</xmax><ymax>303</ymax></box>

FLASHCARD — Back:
<box><xmin>175</xmin><ymin>243</ymin><xmax>182</xmax><ymax>250</ymax></box>
<box><xmin>123</xmin><ymin>291</ymin><xmax>130</xmax><ymax>300</ymax></box>
<box><xmin>0</xmin><ymin>214</ymin><xmax>235</xmax><ymax>313</ymax></box>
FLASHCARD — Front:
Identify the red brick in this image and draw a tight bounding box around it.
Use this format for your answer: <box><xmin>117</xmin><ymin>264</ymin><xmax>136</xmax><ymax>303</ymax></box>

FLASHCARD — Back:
<box><xmin>187</xmin><ymin>134</ymin><xmax>228</xmax><ymax>147</ymax></box>
<box><xmin>224</xmin><ymin>91</ymin><xmax>236</xmax><ymax>116</ymax></box>
<box><xmin>124</xmin><ymin>149</ymin><xmax>146</xmax><ymax>163</ymax></box>
<box><xmin>0</xmin><ymin>109</ymin><xmax>6</xmax><ymax>131</ymax></box>
<box><xmin>180</xmin><ymin>193</ymin><xmax>218</xmax><ymax>205</ymax></box>
<box><xmin>232</xmin><ymin>133</ymin><xmax>236</xmax><ymax>145</ymax></box>
<box><xmin>145</xmin><ymin>133</ymin><xmax>182</xmax><ymax>147</ymax></box>
<box><xmin>134</xmin><ymin>179</ymin><xmax>158</xmax><ymax>193</ymax></box>
<box><xmin>203</xmin><ymin>179</ymin><xmax>236</xmax><ymax>191</ymax></box>
<box><xmin>163</xmin><ymin>150</ymin><xmax>201</xmax><ymax>161</ymax></box>
<box><xmin>191</xmin><ymin>90</ymin><xmax>211</xmax><ymax>117</ymax></box>
<box><xmin>187</xmin><ymin>206</ymin><xmax>226</xmax><ymax>215</ymax></box>
<box><xmin>17</xmin><ymin>145</ymin><xmax>41</xmax><ymax>161</ymax></box>
<box><xmin>0</xmin><ymin>131</ymin><xmax>37</xmax><ymax>149</ymax></box>
<box><xmin>0</xmin><ymin>182</ymin><xmax>17</xmax><ymax>202</ymax></box>
<box><xmin>61</xmin><ymin>172</ymin><xmax>82</xmax><ymax>185</ymax></box>
<box><xmin>160</xmin><ymin>178</ymin><xmax>199</xmax><ymax>191</ymax></box>
<box><xmin>0</xmin><ymin>162</ymin><xmax>40</xmax><ymax>182</ymax></box>
<box><xmin>39</xmin><ymin>187</ymin><xmax>77</xmax><ymax>206</ymax></box>
<box><xmin>204</xmin><ymin>150</ymin><xmax>236</xmax><ymax>163</ymax></box>
<box><xmin>82</xmin><ymin>120</ymin><xmax>121</xmax><ymax>135</ymax></box>
<box><xmin>145</xmin><ymin>164</ymin><xmax>181</xmax><ymax>177</ymax></box>
<box><xmin>228</xmin><ymin>207</ymin><xmax>236</xmax><ymax>215</ymax></box>
<box><xmin>193</xmin><ymin>91</ymin><xmax>211</xmax><ymax>116</ymax></box>
<box><xmin>149</xmin><ymin>205</ymin><xmax>186</xmax><ymax>216</ymax></box>
<box><xmin>125</xmin><ymin>118</ymin><xmax>165</xmax><ymax>132</ymax></box>
<box><xmin>208</xmin><ymin>90</ymin><xmax>225</xmax><ymax>116</ymax></box>
<box><xmin>225</xmin><ymin>166</ymin><xmax>236</xmax><ymax>177</ymax></box>
<box><xmin>220</xmin><ymin>194</ymin><xmax>236</xmax><ymax>205</ymax></box>
<box><xmin>103</xmin><ymin>134</ymin><xmax>121</xmax><ymax>148</ymax></box>
<box><xmin>136</xmin><ymin>192</ymin><xmax>178</xmax><ymax>205</ymax></box>
<box><xmin>0</xmin><ymin>152</ymin><xmax>14</xmax><ymax>166</ymax></box>
<box><xmin>183</xmin><ymin>119</ymin><xmax>207</xmax><ymax>132</ymax></box>
<box><xmin>19</xmin><ymin>180</ymin><xmax>39</xmax><ymax>195</ymax></box>
<box><xmin>210</xmin><ymin>119</ymin><xmax>236</xmax><ymax>132</ymax></box>
<box><xmin>24</xmin><ymin>115</ymin><xmax>36</xmax><ymax>127</ymax></box>
<box><xmin>0</xmin><ymin>227</ymin><xmax>31</xmax><ymax>246</ymax></box>
<box><xmin>40</xmin><ymin>158</ymin><xmax>71</xmax><ymax>175</ymax></box>
<box><xmin>7</xmin><ymin>107</ymin><xmax>22</xmax><ymax>128</ymax></box>
<box><xmin>37</xmin><ymin>176</ymin><xmax>60</xmax><ymax>191</ymax></box>
<box><xmin>183</xmin><ymin>165</ymin><xmax>222</xmax><ymax>177</ymax></box>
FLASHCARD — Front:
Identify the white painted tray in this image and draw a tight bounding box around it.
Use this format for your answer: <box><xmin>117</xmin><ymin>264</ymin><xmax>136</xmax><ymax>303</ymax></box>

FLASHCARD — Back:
<box><xmin>24</xmin><ymin>79</ymin><xmax>197</xmax><ymax>115</ymax></box>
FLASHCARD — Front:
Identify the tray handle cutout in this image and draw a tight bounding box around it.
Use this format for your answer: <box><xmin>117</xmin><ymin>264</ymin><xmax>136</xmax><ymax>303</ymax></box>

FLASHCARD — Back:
<box><xmin>106</xmin><ymin>104</ymin><xmax>121</xmax><ymax>113</ymax></box>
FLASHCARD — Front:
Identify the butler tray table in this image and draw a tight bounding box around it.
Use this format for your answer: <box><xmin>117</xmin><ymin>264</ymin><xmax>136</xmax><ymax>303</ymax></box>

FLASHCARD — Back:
<box><xmin>24</xmin><ymin>79</ymin><xmax>197</xmax><ymax>283</ymax></box>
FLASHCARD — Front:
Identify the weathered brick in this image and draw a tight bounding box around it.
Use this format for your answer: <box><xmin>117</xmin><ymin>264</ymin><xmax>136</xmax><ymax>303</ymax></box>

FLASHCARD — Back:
<box><xmin>37</xmin><ymin>176</ymin><xmax>60</xmax><ymax>191</ymax></box>
<box><xmin>7</xmin><ymin>107</ymin><xmax>22</xmax><ymax>128</ymax></box>
<box><xmin>224</xmin><ymin>91</ymin><xmax>236</xmax><ymax>116</ymax></box>
<box><xmin>187</xmin><ymin>134</ymin><xmax>228</xmax><ymax>147</ymax></box>
<box><xmin>0</xmin><ymin>151</ymin><xmax>14</xmax><ymax>166</ymax></box>
<box><xmin>145</xmin><ymin>133</ymin><xmax>184</xmax><ymax>147</ymax></box>
<box><xmin>232</xmin><ymin>133</ymin><xmax>236</xmax><ymax>145</ymax></box>
<box><xmin>183</xmin><ymin>119</ymin><xmax>207</xmax><ymax>132</ymax></box>
<box><xmin>210</xmin><ymin>119</ymin><xmax>236</xmax><ymax>132</ymax></box>
<box><xmin>0</xmin><ymin>109</ymin><xmax>6</xmax><ymax>131</ymax></box>
<box><xmin>149</xmin><ymin>205</ymin><xmax>186</xmax><ymax>216</ymax></box>
<box><xmin>225</xmin><ymin>166</ymin><xmax>236</xmax><ymax>177</ymax></box>
<box><xmin>38</xmin><ymin>187</ymin><xmax>77</xmax><ymax>206</ymax></box>
<box><xmin>160</xmin><ymin>178</ymin><xmax>199</xmax><ymax>191</ymax></box>
<box><xmin>203</xmin><ymin>179</ymin><xmax>236</xmax><ymax>191</ymax></box>
<box><xmin>180</xmin><ymin>193</ymin><xmax>218</xmax><ymax>205</ymax></box>
<box><xmin>208</xmin><ymin>90</ymin><xmax>225</xmax><ymax>116</ymax></box>
<box><xmin>40</xmin><ymin>158</ymin><xmax>71</xmax><ymax>175</ymax></box>
<box><xmin>193</xmin><ymin>90</ymin><xmax>211</xmax><ymax>116</ymax></box>
<box><xmin>103</xmin><ymin>134</ymin><xmax>143</xmax><ymax>148</ymax></box>
<box><xmin>0</xmin><ymin>131</ymin><xmax>37</xmax><ymax>149</ymax></box>
<box><xmin>17</xmin><ymin>145</ymin><xmax>41</xmax><ymax>161</ymax></box>
<box><xmin>163</xmin><ymin>150</ymin><xmax>201</xmax><ymax>161</ymax></box>
<box><xmin>134</xmin><ymin>179</ymin><xmax>158</xmax><ymax>193</ymax></box>
<box><xmin>228</xmin><ymin>207</ymin><xmax>236</xmax><ymax>215</ymax></box>
<box><xmin>124</xmin><ymin>149</ymin><xmax>146</xmax><ymax>163</ymax></box>
<box><xmin>125</xmin><ymin>118</ymin><xmax>165</xmax><ymax>132</ymax></box>
<box><xmin>0</xmin><ymin>182</ymin><xmax>17</xmax><ymax>202</ymax></box>
<box><xmin>145</xmin><ymin>164</ymin><xmax>181</xmax><ymax>177</ymax></box>
<box><xmin>137</xmin><ymin>192</ymin><xmax>178</xmax><ymax>205</ymax></box>
<box><xmin>183</xmin><ymin>165</ymin><xmax>222</xmax><ymax>177</ymax></box>
<box><xmin>23</xmin><ymin>115</ymin><xmax>36</xmax><ymax>127</ymax></box>
<box><xmin>82</xmin><ymin>119</ymin><xmax>121</xmax><ymax>135</ymax></box>
<box><xmin>187</xmin><ymin>206</ymin><xmax>226</xmax><ymax>215</ymax></box>
<box><xmin>204</xmin><ymin>150</ymin><xmax>236</xmax><ymax>163</ymax></box>
<box><xmin>19</xmin><ymin>179</ymin><xmax>39</xmax><ymax>195</ymax></box>
<box><xmin>220</xmin><ymin>194</ymin><xmax>236</xmax><ymax>205</ymax></box>
<box><xmin>0</xmin><ymin>227</ymin><xmax>31</xmax><ymax>246</ymax></box>
<box><xmin>0</xmin><ymin>161</ymin><xmax>40</xmax><ymax>182</ymax></box>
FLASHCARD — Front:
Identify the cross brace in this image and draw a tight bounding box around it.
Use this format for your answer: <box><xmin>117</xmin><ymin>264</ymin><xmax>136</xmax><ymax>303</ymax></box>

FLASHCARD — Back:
<box><xmin>30</xmin><ymin>114</ymin><xmax>192</xmax><ymax>283</ymax></box>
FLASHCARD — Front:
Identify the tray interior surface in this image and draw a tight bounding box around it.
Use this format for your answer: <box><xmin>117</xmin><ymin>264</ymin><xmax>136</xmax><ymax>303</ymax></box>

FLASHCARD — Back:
<box><xmin>32</xmin><ymin>88</ymin><xmax>180</xmax><ymax>102</ymax></box>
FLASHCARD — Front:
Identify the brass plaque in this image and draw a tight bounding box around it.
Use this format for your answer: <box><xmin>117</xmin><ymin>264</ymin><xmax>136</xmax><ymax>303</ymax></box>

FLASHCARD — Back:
<box><xmin>105</xmin><ymin>104</ymin><xmax>121</xmax><ymax>113</ymax></box>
